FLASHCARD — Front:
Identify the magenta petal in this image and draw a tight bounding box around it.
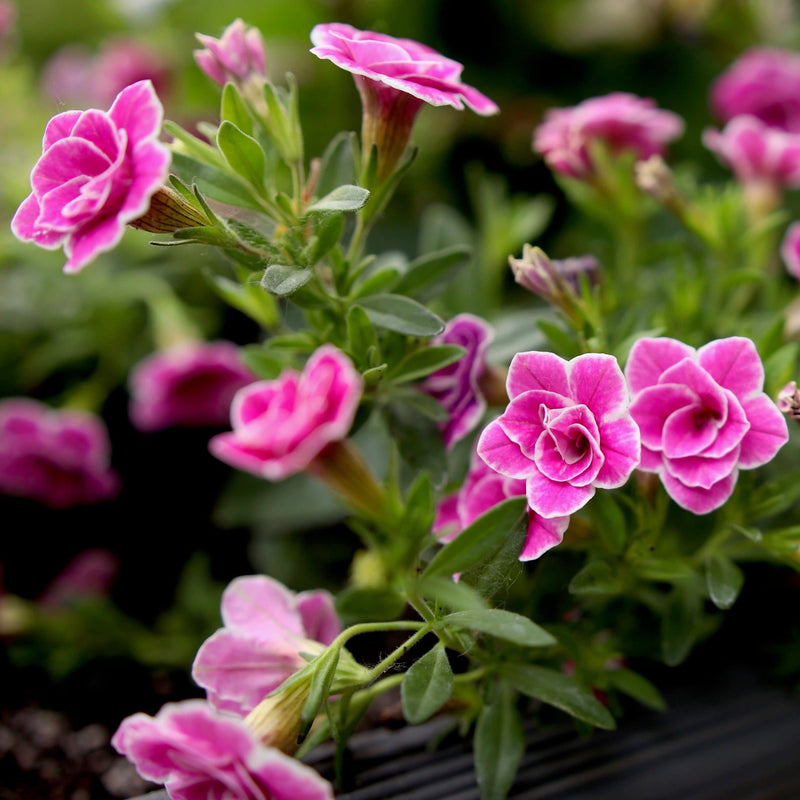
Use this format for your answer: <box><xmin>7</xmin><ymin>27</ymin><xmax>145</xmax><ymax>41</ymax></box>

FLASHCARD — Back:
<box><xmin>220</xmin><ymin>575</ymin><xmax>306</xmax><ymax>638</ymax></box>
<box><xmin>594</xmin><ymin>416</ymin><xmax>641</xmax><ymax>488</ymax></box>
<box><xmin>737</xmin><ymin>394</ymin><xmax>789</xmax><ymax>468</ymax></box>
<box><xmin>108</xmin><ymin>80</ymin><xmax>163</xmax><ymax>147</ymax></box>
<box><xmin>11</xmin><ymin>193</ymin><xmax>66</xmax><ymax>248</ymax></box>
<box><xmin>661</xmin><ymin>404</ymin><xmax>723</xmax><ymax>458</ymax></box>
<box><xmin>63</xmin><ymin>214</ymin><xmax>125</xmax><ymax>273</ymax></box>
<box><xmin>664</xmin><ymin>446</ymin><xmax>740</xmax><ymax>489</ymax></box>
<box><xmin>625</xmin><ymin>337</ymin><xmax>695</xmax><ymax>394</ymax></box>
<box><xmin>660</xmin><ymin>470</ymin><xmax>738</xmax><ymax>514</ymax></box>
<box><xmin>42</xmin><ymin>110</ymin><xmax>82</xmax><ymax>150</ymax></box>
<box><xmin>568</xmin><ymin>353</ymin><xmax>629</xmax><ymax>419</ymax></box>
<box><xmin>697</xmin><ymin>337</ymin><xmax>764</xmax><ymax>397</ymax></box>
<box><xmin>519</xmin><ymin>513</ymin><xmax>569</xmax><ymax>560</ymax></box>
<box><xmin>629</xmin><ymin>384</ymin><xmax>696</xmax><ymax>449</ymax></box>
<box><xmin>507</xmin><ymin>350</ymin><xmax>570</xmax><ymax>399</ymax></box>
<box><xmin>526</xmin><ymin>469</ymin><xmax>595</xmax><ymax>517</ymax></box>
<box><xmin>477</xmin><ymin>419</ymin><xmax>534</xmax><ymax>479</ymax></box>
<box><xmin>295</xmin><ymin>590</ymin><xmax>341</xmax><ymax>646</ymax></box>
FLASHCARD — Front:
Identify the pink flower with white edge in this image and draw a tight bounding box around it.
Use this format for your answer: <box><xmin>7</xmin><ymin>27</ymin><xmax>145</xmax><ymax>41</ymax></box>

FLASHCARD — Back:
<box><xmin>710</xmin><ymin>47</ymin><xmax>800</xmax><ymax>132</ymax></box>
<box><xmin>419</xmin><ymin>314</ymin><xmax>493</xmax><ymax>449</ymax></box>
<box><xmin>532</xmin><ymin>92</ymin><xmax>684</xmax><ymax>180</ymax></box>
<box><xmin>626</xmin><ymin>337</ymin><xmax>789</xmax><ymax>514</ymax></box>
<box><xmin>11</xmin><ymin>80</ymin><xmax>170</xmax><ymax>273</ymax></box>
<box><xmin>310</xmin><ymin>23</ymin><xmax>498</xmax><ymax>180</ymax></box>
<box><xmin>0</xmin><ymin>398</ymin><xmax>119</xmax><ymax>509</ymax></box>
<box><xmin>780</xmin><ymin>221</ymin><xmax>800</xmax><ymax>281</ymax></box>
<box><xmin>129</xmin><ymin>341</ymin><xmax>256</xmax><ymax>432</ymax></box>
<box><xmin>192</xmin><ymin>574</ymin><xmax>340</xmax><ymax>716</ymax></box>
<box><xmin>477</xmin><ymin>351</ymin><xmax>641</xmax><ymax>519</ymax></box>
<box><xmin>702</xmin><ymin>115</ymin><xmax>800</xmax><ymax>189</ymax></box>
<box><xmin>112</xmin><ymin>699</ymin><xmax>334</xmax><ymax>800</ymax></box>
<box><xmin>194</xmin><ymin>18</ymin><xmax>267</xmax><ymax>87</ymax></box>
<box><xmin>209</xmin><ymin>345</ymin><xmax>363</xmax><ymax>481</ymax></box>
<box><xmin>434</xmin><ymin>450</ymin><xmax>569</xmax><ymax>561</ymax></box>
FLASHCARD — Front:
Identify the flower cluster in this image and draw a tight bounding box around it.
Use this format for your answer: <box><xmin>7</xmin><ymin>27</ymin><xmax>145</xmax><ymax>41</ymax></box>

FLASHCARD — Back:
<box><xmin>7</xmin><ymin>15</ymin><xmax>800</xmax><ymax>800</ymax></box>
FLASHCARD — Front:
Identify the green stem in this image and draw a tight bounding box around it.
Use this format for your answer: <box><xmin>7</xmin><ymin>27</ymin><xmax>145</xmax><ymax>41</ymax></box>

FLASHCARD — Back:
<box><xmin>363</xmin><ymin>623</ymin><xmax>434</xmax><ymax>684</ymax></box>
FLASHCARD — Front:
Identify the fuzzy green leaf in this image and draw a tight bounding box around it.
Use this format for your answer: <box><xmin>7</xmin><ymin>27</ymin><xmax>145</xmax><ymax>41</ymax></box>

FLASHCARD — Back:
<box><xmin>401</xmin><ymin>642</ymin><xmax>453</xmax><ymax>724</ymax></box>
<box><xmin>443</xmin><ymin>609</ymin><xmax>556</xmax><ymax>648</ymax></box>
<box><xmin>356</xmin><ymin>294</ymin><xmax>445</xmax><ymax>337</ymax></box>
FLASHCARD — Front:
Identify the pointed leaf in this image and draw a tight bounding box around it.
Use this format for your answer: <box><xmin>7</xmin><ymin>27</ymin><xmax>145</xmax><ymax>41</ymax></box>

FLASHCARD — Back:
<box><xmin>606</xmin><ymin>668</ymin><xmax>667</xmax><ymax>711</ymax></box>
<box><xmin>261</xmin><ymin>265</ymin><xmax>314</xmax><ymax>296</ymax></box>
<box><xmin>499</xmin><ymin>663</ymin><xmax>616</xmax><ymax>730</ymax></box>
<box><xmin>443</xmin><ymin>609</ymin><xmax>556</xmax><ymax>648</ymax></box>
<box><xmin>307</xmin><ymin>185</ymin><xmax>369</xmax><ymax>214</ymax></box>
<box><xmin>301</xmin><ymin>646</ymin><xmax>340</xmax><ymax>726</ymax></box>
<box><xmin>356</xmin><ymin>294</ymin><xmax>445</xmax><ymax>337</ymax></box>
<box><xmin>387</xmin><ymin>345</ymin><xmax>466</xmax><ymax>384</ymax></box>
<box><xmin>474</xmin><ymin>683</ymin><xmax>525</xmax><ymax>800</ymax></box>
<box><xmin>217</xmin><ymin>120</ymin><xmax>267</xmax><ymax>190</ymax></box>
<box><xmin>705</xmin><ymin>554</ymin><xmax>743</xmax><ymax>610</ymax></box>
<box><xmin>401</xmin><ymin>642</ymin><xmax>453</xmax><ymax>724</ymax></box>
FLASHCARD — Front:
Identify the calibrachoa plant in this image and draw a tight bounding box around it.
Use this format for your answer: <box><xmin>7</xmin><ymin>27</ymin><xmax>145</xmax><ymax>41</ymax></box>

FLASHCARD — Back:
<box><xmin>10</xmin><ymin>17</ymin><xmax>800</xmax><ymax>800</ymax></box>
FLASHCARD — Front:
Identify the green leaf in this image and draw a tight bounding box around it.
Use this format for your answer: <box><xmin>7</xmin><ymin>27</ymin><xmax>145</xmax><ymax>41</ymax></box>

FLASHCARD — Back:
<box><xmin>346</xmin><ymin>305</ymin><xmax>378</xmax><ymax>363</ymax></box>
<box><xmin>568</xmin><ymin>560</ymin><xmax>623</xmax><ymax>597</ymax></box>
<box><xmin>499</xmin><ymin>663</ymin><xmax>616</xmax><ymax>730</ymax></box>
<box><xmin>356</xmin><ymin>294</ymin><xmax>445</xmax><ymax>337</ymax></box>
<box><xmin>221</xmin><ymin>82</ymin><xmax>254</xmax><ymax>136</ymax></box>
<box><xmin>217</xmin><ymin>120</ymin><xmax>267</xmax><ymax>190</ymax></box>
<box><xmin>386</xmin><ymin>386</ymin><xmax>449</xmax><ymax>422</ymax></box>
<box><xmin>419</xmin><ymin>576</ymin><xmax>488</xmax><ymax>613</ymax></box>
<box><xmin>632</xmin><ymin>557</ymin><xmax>696</xmax><ymax>582</ymax></box>
<box><xmin>394</xmin><ymin>244</ymin><xmax>472</xmax><ymax>299</ymax></box>
<box><xmin>302</xmin><ymin>646</ymin><xmax>340</xmax><ymax>725</ymax></box>
<box><xmin>307</xmin><ymin>184</ymin><xmax>370</xmax><ymax>214</ymax></box>
<box><xmin>661</xmin><ymin>583</ymin><xmax>701</xmax><ymax>666</ymax></box>
<box><xmin>401</xmin><ymin>642</ymin><xmax>454</xmax><ymax>724</ymax></box>
<box><xmin>386</xmin><ymin>345</ymin><xmax>466</xmax><ymax>384</ymax></box>
<box><xmin>474</xmin><ymin>682</ymin><xmax>525</xmax><ymax>800</ymax></box>
<box><xmin>335</xmin><ymin>586</ymin><xmax>407</xmax><ymax>623</ymax></box>
<box><xmin>382</xmin><ymin>401</ymin><xmax>447</xmax><ymax>486</ymax></box>
<box><xmin>705</xmin><ymin>554</ymin><xmax>744</xmax><ymax>610</ymax></box>
<box><xmin>351</xmin><ymin>265</ymin><xmax>402</xmax><ymax>298</ymax></box>
<box><xmin>260</xmin><ymin>264</ymin><xmax>314</xmax><ymax>297</ymax></box>
<box><xmin>306</xmin><ymin>213</ymin><xmax>344</xmax><ymax>264</ymax></box>
<box><xmin>172</xmin><ymin>226</ymin><xmax>237</xmax><ymax>247</ymax></box>
<box><xmin>762</xmin><ymin>341</ymin><xmax>798</xmax><ymax>398</ymax></box>
<box><xmin>164</xmin><ymin>119</ymin><xmax>227</xmax><ymax>168</ymax></box>
<box><xmin>316</xmin><ymin>131</ymin><xmax>358</xmax><ymax>198</ymax></box>
<box><xmin>171</xmin><ymin>151</ymin><xmax>264</xmax><ymax>211</ymax></box>
<box><xmin>746</xmin><ymin>471</ymin><xmax>800</xmax><ymax>521</ymax></box>
<box><xmin>606</xmin><ymin>668</ymin><xmax>667</xmax><ymax>711</ymax></box>
<box><xmin>443</xmin><ymin>609</ymin><xmax>556</xmax><ymax>648</ymax></box>
<box><xmin>587</xmin><ymin>491</ymin><xmax>627</xmax><ymax>555</ymax></box>
<box><xmin>422</xmin><ymin>497</ymin><xmax>527</xmax><ymax>580</ymax></box>
<box><xmin>239</xmin><ymin>345</ymin><xmax>287</xmax><ymax>379</ymax></box>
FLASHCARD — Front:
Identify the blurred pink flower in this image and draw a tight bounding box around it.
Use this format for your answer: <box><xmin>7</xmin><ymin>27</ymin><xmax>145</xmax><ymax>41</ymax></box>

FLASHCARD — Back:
<box><xmin>129</xmin><ymin>341</ymin><xmax>256</xmax><ymax>432</ymax></box>
<box><xmin>42</xmin><ymin>39</ymin><xmax>172</xmax><ymax>108</ymax></box>
<box><xmin>209</xmin><ymin>345</ymin><xmax>363</xmax><ymax>481</ymax></box>
<box><xmin>703</xmin><ymin>115</ymin><xmax>800</xmax><ymax>189</ymax></box>
<box><xmin>419</xmin><ymin>313</ymin><xmax>493</xmax><ymax>449</ymax></box>
<box><xmin>192</xmin><ymin>575</ymin><xmax>340</xmax><ymax>716</ymax></box>
<box><xmin>626</xmin><ymin>337</ymin><xmax>788</xmax><ymax>514</ymax></box>
<box><xmin>0</xmin><ymin>1</ymin><xmax>16</xmax><ymax>59</ymax></box>
<box><xmin>0</xmin><ymin>399</ymin><xmax>119</xmax><ymax>509</ymax></box>
<box><xmin>39</xmin><ymin>548</ymin><xmax>118</xmax><ymax>609</ymax></box>
<box><xmin>112</xmin><ymin>699</ymin><xmax>333</xmax><ymax>800</ymax></box>
<box><xmin>780</xmin><ymin>221</ymin><xmax>800</xmax><ymax>281</ymax></box>
<box><xmin>710</xmin><ymin>47</ymin><xmax>800</xmax><ymax>132</ymax></box>
<box><xmin>310</xmin><ymin>23</ymin><xmax>498</xmax><ymax>180</ymax></box>
<box><xmin>533</xmin><ymin>92</ymin><xmax>684</xmax><ymax>180</ymax></box>
<box><xmin>477</xmin><ymin>351</ymin><xmax>640</xmax><ymax>518</ymax></box>
<box><xmin>194</xmin><ymin>18</ymin><xmax>267</xmax><ymax>87</ymax></box>
<box><xmin>12</xmin><ymin>80</ymin><xmax>171</xmax><ymax>273</ymax></box>
<box><xmin>434</xmin><ymin>449</ymin><xmax>569</xmax><ymax>561</ymax></box>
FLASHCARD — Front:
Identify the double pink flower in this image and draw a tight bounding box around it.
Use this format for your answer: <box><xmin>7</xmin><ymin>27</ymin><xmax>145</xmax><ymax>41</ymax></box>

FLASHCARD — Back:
<box><xmin>626</xmin><ymin>337</ymin><xmax>788</xmax><ymax>514</ymax></box>
<box><xmin>12</xmin><ymin>80</ymin><xmax>170</xmax><ymax>273</ymax></box>
<box><xmin>477</xmin><ymin>351</ymin><xmax>641</xmax><ymax>519</ymax></box>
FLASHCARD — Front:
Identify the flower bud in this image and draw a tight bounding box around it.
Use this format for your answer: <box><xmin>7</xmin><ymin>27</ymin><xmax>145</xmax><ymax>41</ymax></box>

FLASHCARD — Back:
<box><xmin>128</xmin><ymin>186</ymin><xmax>211</xmax><ymax>233</ymax></box>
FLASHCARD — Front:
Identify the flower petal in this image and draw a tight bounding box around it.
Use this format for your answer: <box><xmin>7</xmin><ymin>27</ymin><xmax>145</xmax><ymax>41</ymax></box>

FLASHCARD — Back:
<box><xmin>697</xmin><ymin>336</ymin><xmax>765</xmax><ymax>397</ymax></box>
<box><xmin>506</xmin><ymin>350</ymin><xmax>570</xmax><ymax>399</ymax></box>
<box><xmin>625</xmin><ymin>337</ymin><xmax>695</xmax><ymax>394</ymax></box>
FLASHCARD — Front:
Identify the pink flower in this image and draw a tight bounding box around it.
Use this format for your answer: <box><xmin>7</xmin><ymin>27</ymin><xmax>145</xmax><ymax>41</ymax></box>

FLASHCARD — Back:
<box><xmin>532</xmin><ymin>92</ymin><xmax>684</xmax><ymax>180</ymax></box>
<box><xmin>419</xmin><ymin>314</ymin><xmax>493</xmax><ymax>449</ymax></box>
<box><xmin>129</xmin><ymin>341</ymin><xmax>256</xmax><ymax>432</ymax></box>
<box><xmin>39</xmin><ymin>548</ymin><xmax>118</xmax><ymax>609</ymax></box>
<box><xmin>192</xmin><ymin>575</ymin><xmax>340</xmax><ymax>716</ymax></box>
<box><xmin>477</xmin><ymin>351</ymin><xmax>641</xmax><ymax>518</ymax></box>
<box><xmin>209</xmin><ymin>345</ymin><xmax>363</xmax><ymax>481</ymax></box>
<box><xmin>626</xmin><ymin>337</ymin><xmax>789</xmax><ymax>514</ymax></box>
<box><xmin>434</xmin><ymin>450</ymin><xmax>569</xmax><ymax>561</ymax></box>
<box><xmin>42</xmin><ymin>39</ymin><xmax>172</xmax><ymax>108</ymax></box>
<box><xmin>0</xmin><ymin>1</ymin><xmax>15</xmax><ymax>59</ymax></box>
<box><xmin>194</xmin><ymin>18</ymin><xmax>267</xmax><ymax>87</ymax></box>
<box><xmin>310</xmin><ymin>23</ymin><xmax>498</xmax><ymax>180</ymax></box>
<box><xmin>710</xmin><ymin>47</ymin><xmax>800</xmax><ymax>132</ymax></box>
<box><xmin>702</xmin><ymin>115</ymin><xmax>800</xmax><ymax>189</ymax></box>
<box><xmin>112</xmin><ymin>699</ymin><xmax>334</xmax><ymax>800</ymax></box>
<box><xmin>0</xmin><ymin>398</ymin><xmax>119</xmax><ymax>509</ymax></box>
<box><xmin>11</xmin><ymin>80</ymin><xmax>171</xmax><ymax>273</ymax></box>
<box><xmin>780</xmin><ymin>221</ymin><xmax>800</xmax><ymax>281</ymax></box>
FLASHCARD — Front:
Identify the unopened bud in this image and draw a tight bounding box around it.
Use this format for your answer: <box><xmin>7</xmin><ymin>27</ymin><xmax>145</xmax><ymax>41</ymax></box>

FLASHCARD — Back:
<box><xmin>129</xmin><ymin>186</ymin><xmax>210</xmax><ymax>233</ymax></box>
<box><xmin>635</xmin><ymin>155</ymin><xmax>686</xmax><ymax>217</ymax></box>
